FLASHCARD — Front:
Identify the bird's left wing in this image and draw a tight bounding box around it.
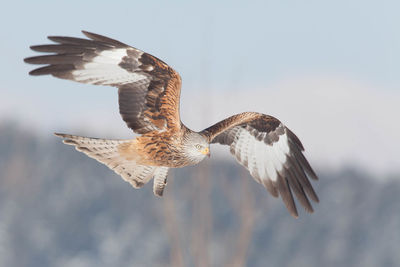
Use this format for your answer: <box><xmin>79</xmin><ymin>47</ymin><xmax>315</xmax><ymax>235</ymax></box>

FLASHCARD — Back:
<box><xmin>201</xmin><ymin>112</ymin><xmax>319</xmax><ymax>217</ymax></box>
<box><xmin>24</xmin><ymin>31</ymin><xmax>182</xmax><ymax>134</ymax></box>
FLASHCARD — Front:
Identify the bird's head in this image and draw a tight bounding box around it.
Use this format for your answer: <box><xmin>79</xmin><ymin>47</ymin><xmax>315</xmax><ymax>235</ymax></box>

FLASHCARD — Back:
<box><xmin>183</xmin><ymin>132</ymin><xmax>210</xmax><ymax>164</ymax></box>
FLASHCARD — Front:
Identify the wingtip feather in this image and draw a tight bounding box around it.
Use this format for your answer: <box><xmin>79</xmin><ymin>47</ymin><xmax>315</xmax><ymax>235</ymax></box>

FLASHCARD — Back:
<box><xmin>54</xmin><ymin>132</ymin><xmax>64</xmax><ymax>137</ymax></box>
<box><xmin>23</xmin><ymin>56</ymin><xmax>36</xmax><ymax>64</ymax></box>
<box><xmin>29</xmin><ymin>45</ymin><xmax>45</xmax><ymax>52</ymax></box>
<box><xmin>28</xmin><ymin>68</ymin><xmax>48</xmax><ymax>76</ymax></box>
<box><xmin>81</xmin><ymin>30</ymin><xmax>128</xmax><ymax>47</ymax></box>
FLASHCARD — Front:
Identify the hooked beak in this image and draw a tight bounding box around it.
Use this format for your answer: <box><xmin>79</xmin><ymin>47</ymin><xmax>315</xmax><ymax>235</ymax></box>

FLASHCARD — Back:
<box><xmin>201</xmin><ymin>147</ymin><xmax>210</xmax><ymax>157</ymax></box>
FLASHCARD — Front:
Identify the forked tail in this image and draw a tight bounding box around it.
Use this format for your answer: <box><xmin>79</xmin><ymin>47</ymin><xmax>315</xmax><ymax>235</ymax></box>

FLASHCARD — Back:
<box><xmin>55</xmin><ymin>133</ymin><xmax>169</xmax><ymax>195</ymax></box>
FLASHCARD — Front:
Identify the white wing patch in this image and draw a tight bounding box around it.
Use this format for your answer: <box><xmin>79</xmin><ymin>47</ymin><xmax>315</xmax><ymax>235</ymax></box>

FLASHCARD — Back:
<box><xmin>209</xmin><ymin>115</ymin><xmax>318</xmax><ymax>216</ymax></box>
<box><xmin>72</xmin><ymin>48</ymin><xmax>146</xmax><ymax>85</ymax></box>
<box><xmin>231</xmin><ymin>127</ymin><xmax>290</xmax><ymax>182</ymax></box>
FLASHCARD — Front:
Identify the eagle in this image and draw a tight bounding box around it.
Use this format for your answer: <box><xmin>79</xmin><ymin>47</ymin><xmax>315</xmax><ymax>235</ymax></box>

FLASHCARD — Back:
<box><xmin>24</xmin><ymin>31</ymin><xmax>319</xmax><ymax>217</ymax></box>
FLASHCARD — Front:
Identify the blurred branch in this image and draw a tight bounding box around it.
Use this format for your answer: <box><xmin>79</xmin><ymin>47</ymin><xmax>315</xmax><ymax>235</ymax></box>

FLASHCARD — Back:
<box><xmin>226</xmin><ymin>169</ymin><xmax>256</xmax><ymax>267</ymax></box>
<box><xmin>191</xmin><ymin>162</ymin><xmax>211</xmax><ymax>267</ymax></box>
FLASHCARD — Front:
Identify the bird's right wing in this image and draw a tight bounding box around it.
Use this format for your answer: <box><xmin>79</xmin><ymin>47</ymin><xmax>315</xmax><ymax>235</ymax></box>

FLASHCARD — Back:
<box><xmin>202</xmin><ymin>112</ymin><xmax>319</xmax><ymax>217</ymax></box>
<box><xmin>25</xmin><ymin>31</ymin><xmax>182</xmax><ymax>134</ymax></box>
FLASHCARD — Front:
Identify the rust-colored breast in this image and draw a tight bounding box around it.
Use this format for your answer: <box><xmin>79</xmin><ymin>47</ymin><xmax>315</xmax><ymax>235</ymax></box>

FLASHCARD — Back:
<box><xmin>118</xmin><ymin>130</ymin><xmax>188</xmax><ymax>168</ymax></box>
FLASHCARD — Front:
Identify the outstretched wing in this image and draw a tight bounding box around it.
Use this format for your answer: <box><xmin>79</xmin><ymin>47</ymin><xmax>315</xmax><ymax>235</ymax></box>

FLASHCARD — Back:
<box><xmin>201</xmin><ymin>112</ymin><xmax>319</xmax><ymax>217</ymax></box>
<box><xmin>24</xmin><ymin>31</ymin><xmax>182</xmax><ymax>134</ymax></box>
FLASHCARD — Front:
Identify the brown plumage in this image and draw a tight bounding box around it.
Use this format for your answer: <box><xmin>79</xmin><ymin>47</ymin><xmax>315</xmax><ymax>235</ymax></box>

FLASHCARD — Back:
<box><xmin>25</xmin><ymin>31</ymin><xmax>319</xmax><ymax>217</ymax></box>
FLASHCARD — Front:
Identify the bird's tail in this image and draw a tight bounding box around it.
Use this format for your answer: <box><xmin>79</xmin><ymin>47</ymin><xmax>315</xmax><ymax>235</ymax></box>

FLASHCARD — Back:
<box><xmin>55</xmin><ymin>133</ymin><xmax>169</xmax><ymax>194</ymax></box>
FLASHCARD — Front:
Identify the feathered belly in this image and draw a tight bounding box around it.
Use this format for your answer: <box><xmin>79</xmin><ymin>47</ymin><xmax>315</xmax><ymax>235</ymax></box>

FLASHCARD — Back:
<box><xmin>117</xmin><ymin>137</ymin><xmax>190</xmax><ymax>168</ymax></box>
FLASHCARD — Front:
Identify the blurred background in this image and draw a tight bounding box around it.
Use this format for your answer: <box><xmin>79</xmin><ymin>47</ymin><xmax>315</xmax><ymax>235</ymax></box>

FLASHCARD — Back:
<box><xmin>1</xmin><ymin>1</ymin><xmax>400</xmax><ymax>266</ymax></box>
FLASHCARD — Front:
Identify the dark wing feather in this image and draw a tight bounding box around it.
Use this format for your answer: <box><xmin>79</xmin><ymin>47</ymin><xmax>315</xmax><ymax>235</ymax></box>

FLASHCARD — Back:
<box><xmin>24</xmin><ymin>31</ymin><xmax>182</xmax><ymax>134</ymax></box>
<box><xmin>201</xmin><ymin>112</ymin><xmax>318</xmax><ymax>218</ymax></box>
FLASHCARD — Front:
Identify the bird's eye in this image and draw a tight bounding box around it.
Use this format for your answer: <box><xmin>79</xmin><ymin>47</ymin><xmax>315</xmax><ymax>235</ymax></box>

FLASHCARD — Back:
<box><xmin>195</xmin><ymin>144</ymin><xmax>202</xmax><ymax>150</ymax></box>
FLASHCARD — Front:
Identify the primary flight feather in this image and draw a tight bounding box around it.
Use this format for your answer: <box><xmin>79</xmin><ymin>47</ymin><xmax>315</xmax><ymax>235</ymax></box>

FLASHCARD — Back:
<box><xmin>24</xmin><ymin>31</ymin><xmax>319</xmax><ymax>217</ymax></box>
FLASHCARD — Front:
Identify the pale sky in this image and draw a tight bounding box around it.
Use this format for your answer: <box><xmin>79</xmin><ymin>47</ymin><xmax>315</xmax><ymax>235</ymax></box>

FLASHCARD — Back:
<box><xmin>1</xmin><ymin>0</ymin><xmax>400</xmax><ymax>175</ymax></box>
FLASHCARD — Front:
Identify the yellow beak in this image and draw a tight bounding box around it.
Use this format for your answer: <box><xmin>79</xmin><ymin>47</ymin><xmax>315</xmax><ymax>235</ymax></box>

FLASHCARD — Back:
<box><xmin>201</xmin><ymin>147</ymin><xmax>210</xmax><ymax>157</ymax></box>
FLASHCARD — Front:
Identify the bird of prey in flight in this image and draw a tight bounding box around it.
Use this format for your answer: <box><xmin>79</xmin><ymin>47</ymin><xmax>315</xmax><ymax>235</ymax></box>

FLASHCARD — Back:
<box><xmin>25</xmin><ymin>31</ymin><xmax>319</xmax><ymax>217</ymax></box>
